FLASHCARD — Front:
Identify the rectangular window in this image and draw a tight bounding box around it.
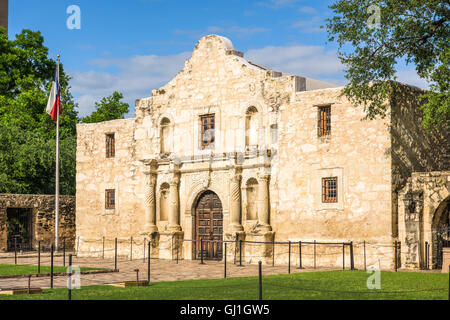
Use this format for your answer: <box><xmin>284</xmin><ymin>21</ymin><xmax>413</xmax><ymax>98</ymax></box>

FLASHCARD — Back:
<box><xmin>106</xmin><ymin>134</ymin><xmax>115</xmax><ymax>158</ymax></box>
<box><xmin>200</xmin><ymin>114</ymin><xmax>215</xmax><ymax>148</ymax></box>
<box><xmin>318</xmin><ymin>106</ymin><xmax>331</xmax><ymax>137</ymax></box>
<box><xmin>105</xmin><ymin>189</ymin><xmax>115</xmax><ymax>209</ymax></box>
<box><xmin>322</xmin><ymin>177</ymin><xmax>338</xmax><ymax>203</ymax></box>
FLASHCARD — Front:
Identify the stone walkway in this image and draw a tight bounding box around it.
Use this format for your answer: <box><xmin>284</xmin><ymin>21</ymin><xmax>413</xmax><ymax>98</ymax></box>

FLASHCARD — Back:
<box><xmin>0</xmin><ymin>254</ymin><xmax>330</xmax><ymax>290</ymax></box>
<box><xmin>0</xmin><ymin>253</ymin><xmax>443</xmax><ymax>290</ymax></box>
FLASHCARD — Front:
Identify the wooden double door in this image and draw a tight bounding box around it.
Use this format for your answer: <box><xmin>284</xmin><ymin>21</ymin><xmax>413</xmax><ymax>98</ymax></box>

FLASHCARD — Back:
<box><xmin>195</xmin><ymin>191</ymin><xmax>223</xmax><ymax>260</ymax></box>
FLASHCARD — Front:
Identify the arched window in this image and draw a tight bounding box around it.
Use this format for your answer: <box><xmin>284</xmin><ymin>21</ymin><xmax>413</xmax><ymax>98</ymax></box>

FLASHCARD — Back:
<box><xmin>159</xmin><ymin>183</ymin><xmax>170</xmax><ymax>221</ymax></box>
<box><xmin>160</xmin><ymin>118</ymin><xmax>171</xmax><ymax>154</ymax></box>
<box><xmin>246</xmin><ymin>178</ymin><xmax>258</xmax><ymax>220</ymax></box>
<box><xmin>245</xmin><ymin>107</ymin><xmax>258</xmax><ymax>147</ymax></box>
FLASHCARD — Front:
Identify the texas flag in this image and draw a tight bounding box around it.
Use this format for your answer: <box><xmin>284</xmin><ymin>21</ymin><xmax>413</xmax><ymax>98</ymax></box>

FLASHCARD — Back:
<box><xmin>46</xmin><ymin>63</ymin><xmax>61</xmax><ymax>121</ymax></box>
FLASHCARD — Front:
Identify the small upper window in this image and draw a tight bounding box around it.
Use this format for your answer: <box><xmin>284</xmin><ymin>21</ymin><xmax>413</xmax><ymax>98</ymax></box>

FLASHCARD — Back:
<box><xmin>105</xmin><ymin>189</ymin><xmax>116</xmax><ymax>209</ymax></box>
<box><xmin>322</xmin><ymin>177</ymin><xmax>338</xmax><ymax>203</ymax></box>
<box><xmin>318</xmin><ymin>106</ymin><xmax>331</xmax><ymax>137</ymax></box>
<box><xmin>200</xmin><ymin>114</ymin><xmax>215</xmax><ymax>149</ymax></box>
<box><xmin>106</xmin><ymin>133</ymin><xmax>115</xmax><ymax>158</ymax></box>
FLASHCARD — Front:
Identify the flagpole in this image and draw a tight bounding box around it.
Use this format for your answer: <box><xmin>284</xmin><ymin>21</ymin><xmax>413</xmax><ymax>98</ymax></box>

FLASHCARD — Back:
<box><xmin>55</xmin><ymin>54</ymin><xmax>60</xmax><ymax>252</ymax></box>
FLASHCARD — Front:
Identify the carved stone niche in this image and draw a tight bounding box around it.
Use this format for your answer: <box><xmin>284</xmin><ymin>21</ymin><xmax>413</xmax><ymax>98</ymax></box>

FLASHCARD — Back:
<box><xmin>404</xmin><ymin>191</ymin><xmax>424</xmax><ymax>268</ymax></box>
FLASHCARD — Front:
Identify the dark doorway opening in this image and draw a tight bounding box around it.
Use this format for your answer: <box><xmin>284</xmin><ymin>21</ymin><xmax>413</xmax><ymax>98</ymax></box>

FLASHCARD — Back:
<box><xmin>194</xmin><ymin>191</ymin><xmax>223</xmax><ymax>260</ymax></box>
<box><xmin>434</xmin><ymin>201</ymin><xmax>450</xmax><ymax>269</ymax></box>
<box><xmin>6</xmin><ymin>208</ymin><xmax>32</xmax><ymax>251</ymax></box>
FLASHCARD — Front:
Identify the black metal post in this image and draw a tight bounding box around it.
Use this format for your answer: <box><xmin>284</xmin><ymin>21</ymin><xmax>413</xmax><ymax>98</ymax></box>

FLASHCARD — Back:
<box><xmin>272</xmin><ymin>240</ymin><xmax>275</xmax><ymax>267</ymax></box>
<box><xmin>350</xmin><ymin>241</ymin><xmax>355</xmax><ymax>270</ymax></box>
<box><xmin>239</xmin><ymin>240</ymin><xmax>243</xmax><ymax>267</ymax></box>
<box><xmin>364</xmin><ymin>240</ymin><xmax>367</xmax><ymax>271</ymax></box>
<box><xmin>314</xmin><ymin>240</ymin><xmax>316</xmax><ymax>269</ymax></box>
<box><xmin>114</xmin><ymin>238</ymin><xmax>118</xmax><ymax>272</ymax></box>
<box><xmin>14</xmin><ymin>237</ymin><xmax>17</xmax><ymax>265</ymax></box>
<box><xmin>288</xmin><ymin>241</ymin><xmax>291</xmax><ymax>274</ymax></box>
<box><xmin>200</xmin><ymin>239</ymin><xmax>204</xmax><ymax>265</ymax></box>
<box><xmin>38</xmin><ymin>241</ymin><xmax>41</xmax><ymax>274</ymax></box>
<box><xmin>28</xmin><ymin>275</ymin><xmax>31</xmax><ymax>294</ymax></box>
<box><xmin>297</xmin><ymin>241</ymin><xmax>303</xmax><ymax>269</ymax></box>
<box><xmin>68</xmin><ymin>254</ymin><xmax>72</xmax><ymax>301</ymax></box>
<box><xmin>425</xmin><ymin>241</ymin><xmax>428</xmax><ymax>270</ymax></box>
<box><xmin>147</xmin><ymin>240</ymin><xmax>151</xmax><ymax>283</ymax></box>
<box><xmin>176</xmin><ymin>240</ymin><xmax>179</xmax><ymax>264</ymax></box>
<box><xmin>398</xmin><ymin>241</ymin><xmax>401</xmax><ymax>270</ymax></box>
<box><xmin>102</xmin><ymin>237</ymin><xmax>105</xmax><ymax>260</ymax></box>
<box><xmin>143</xmin><ymin>238</ymin><xmax>146</xmax><ymax>263</ymax></box>
<box><xmin>130</xmin><ymin>236</ymin><xmax>133</xmax><ymax>261</ymax></box>
<box><xmin>63</xmin><ymin>238</ymin><xmax>66</xmax><ymax>267</ymax></box>
<box><xmin>258</xmin><ymin>261</ymin><xmax>262</xmax><ymax>301</ymax></box>
<box><xmin>342</xmin><ymin>243</ymin><xmax>345</xmax><ymax>270</ymax></box>
<box><xmin>50</xmin><ymin>244</ymin><xmax>54</xmax><ymax>289</ymax></box>
<box><xmin>224</xmin><ymin>242</ymin><xmax>227</xmax><ymax>279</ymax></box>
<box><xmin>394</xmin><ymin>240</ymin><xmax>398</xmax><ymax>272</ymax></box>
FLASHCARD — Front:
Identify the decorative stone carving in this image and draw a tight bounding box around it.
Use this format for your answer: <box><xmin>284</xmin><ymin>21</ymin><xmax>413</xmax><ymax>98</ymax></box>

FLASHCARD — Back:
<box><xmin>257</xmin><ymin>171</ymin><xmax>271</xmax><ymax>231</ymax></box>
<box><xmin>229</xmin><ymin>167</ymin><xmax>243</xmax><ymax>232</ymax></box>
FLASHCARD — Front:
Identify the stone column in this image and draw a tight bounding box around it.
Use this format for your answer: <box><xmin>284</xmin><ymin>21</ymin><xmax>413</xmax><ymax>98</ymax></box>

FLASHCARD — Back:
<box><xmin>257</xmin><ymin>172</ymin><xmax>272</xmax><ymax>231</ymax></box>
<box><xmin>168</xmin><ymin>175</ymin><xmax>181</xmax><ymax>231</ymax></box>
<box><xmin>229</xmin><ymin>168</ymin><xmax>243</xmax><ymax>232</ymax></box>
<box><xmin>143</xmin><ymin>171</ymin><xmax>158</xmax><ymax>234</ymax></box>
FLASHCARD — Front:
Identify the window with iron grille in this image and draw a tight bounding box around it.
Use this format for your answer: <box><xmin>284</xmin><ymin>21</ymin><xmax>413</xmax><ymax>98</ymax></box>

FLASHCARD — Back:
<box><xmin>200</xmin><ymin>114</ymin><xmax>215</xmax><ymax>148</ymax></box>
<box><xmin>106</xmin><ymin>133</ymin><xmax>115</xmax><ymax>158</ymax></box>
<box><xmin>322</xmin><ymin>177</ymin><xmax>338</xmax><ymax>203</ymax></box>
<box><xmin>318</xmin><ymin>106</ymin><xmax>331</xmax><ymax>137</ymax></box>
<box><xmin>105</xmin><ymin>189</ymin><xmax>115</xmax><ymax>209</ymax></box>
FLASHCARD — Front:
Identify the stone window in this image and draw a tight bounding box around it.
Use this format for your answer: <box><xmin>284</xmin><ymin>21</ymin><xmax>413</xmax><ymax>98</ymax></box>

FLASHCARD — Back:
<box><xmin>318</xmin><ymin>106</ymin><xmax>331</xmax><ymax>137</ymax></box>
<box><xmin>105</xmin><ymin>189</ymin><xmax>115</xmax><ymax>209</ymax></box>
<box><xmin>160</xmin><ymin>118</ymin><xmax>171</xmax><ymax>154</ymax></box>
<box><xmin>322</xmin><ymin>177</ymin><xmax>338</xmax><ymax>203</ymax></box>
<box><xmin>200</xmin><ymin>114</ymin><xmax>215</xmax><ymax>149</ymax></box>
<box><xmin>245</xmin><ymin>107</ymin><xmax>258</xmax><ymax>148</ymax></box>
<box><xmin>106</xmin><ymin>133</ymin><xmax>115</xmax><ymax>158</ymax></box>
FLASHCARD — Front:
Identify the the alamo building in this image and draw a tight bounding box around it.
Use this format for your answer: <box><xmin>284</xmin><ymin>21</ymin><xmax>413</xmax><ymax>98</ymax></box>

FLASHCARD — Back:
<box><xmin>76</xmin><ymin>35</ymin><xmax>449</xmax><ymax>270</ymax></box>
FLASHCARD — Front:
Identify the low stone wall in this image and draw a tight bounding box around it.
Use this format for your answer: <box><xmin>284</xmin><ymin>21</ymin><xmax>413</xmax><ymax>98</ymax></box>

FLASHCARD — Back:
<box><xmin>0</xmin><ymin>194</ymin><xmax>75</xmax><ymax>252</ymax></box>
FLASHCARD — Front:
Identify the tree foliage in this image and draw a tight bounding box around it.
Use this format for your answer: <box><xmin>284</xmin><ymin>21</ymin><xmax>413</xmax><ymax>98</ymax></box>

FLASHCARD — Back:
<box><xmin>325</xmin><ymin>0</ymin><xmax>449</xmax><ymax>130</ymax></box>
<box><xmin>81</xmin><ymin>91</ymin><xmax>129</xmax><ymax>124</ymax></box>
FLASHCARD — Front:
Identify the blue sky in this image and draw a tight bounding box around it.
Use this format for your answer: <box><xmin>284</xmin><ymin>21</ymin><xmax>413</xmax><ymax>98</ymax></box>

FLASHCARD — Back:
<box><xmin>8</xmin><ymin>0</ymin><xmax>426</xmax><ymax>117</ymax></box>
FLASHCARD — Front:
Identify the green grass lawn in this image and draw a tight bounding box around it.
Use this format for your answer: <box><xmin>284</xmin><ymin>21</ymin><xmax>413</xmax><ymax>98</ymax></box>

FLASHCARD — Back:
<box><xmin>0</xmin><ymin>270</ymin><xmax>448</xmax><ymax>300</ymax></box>
<box><xmin>0</xmin><ymin>264</ymin><xmax>101</xmax><ymax>276</ymax></box>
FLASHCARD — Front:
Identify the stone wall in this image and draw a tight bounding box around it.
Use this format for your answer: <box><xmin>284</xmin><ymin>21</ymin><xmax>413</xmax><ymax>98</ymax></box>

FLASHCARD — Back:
<box><xmin>0</xmin><ymin>194</ymin><xmax>75</xmax><ymax>252</ymax></box>
<box><xmin>75</xmin><ymin>35</ymin><xmax>448</xmax><ymax>270</ymax></box>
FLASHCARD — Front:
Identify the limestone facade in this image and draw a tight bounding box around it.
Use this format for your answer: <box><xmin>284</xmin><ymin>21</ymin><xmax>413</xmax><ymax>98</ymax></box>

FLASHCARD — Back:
<box><xmin>76</xmin><ymin>35</ymin><xmax>449</xmax><ymax>269</ymax></box>
<box><xmin>0</xmin><ymin>194</ymin><xmax>75</xmax><ymax>252</ymax></box>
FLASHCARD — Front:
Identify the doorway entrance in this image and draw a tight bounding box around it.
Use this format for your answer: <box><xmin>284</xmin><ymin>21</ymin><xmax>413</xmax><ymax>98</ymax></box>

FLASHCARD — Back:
<box><xmin>194</xmin><ymin>191</ymin><xmax>223</xmax><ymax>260</ymax></box>
<box><xmin>6</xmin><ymin>208</ymin><xmax>32</xmax><ymax>251</ymax></box>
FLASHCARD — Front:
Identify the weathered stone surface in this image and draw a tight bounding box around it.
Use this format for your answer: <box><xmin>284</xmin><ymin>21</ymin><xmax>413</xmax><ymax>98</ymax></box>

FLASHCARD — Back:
<box><xmin>76</xmin><ymin>35</ymin><xmax>448</xmax><ymax>269</ymax></box>
<box><xmin>0</xmin><ymin>194</ymin><xmax>75</xmax><ymax>252</ymax></box>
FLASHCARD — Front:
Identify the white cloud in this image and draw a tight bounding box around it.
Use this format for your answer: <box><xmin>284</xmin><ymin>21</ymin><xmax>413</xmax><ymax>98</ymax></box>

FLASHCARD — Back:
<box><xmin>395</xmin><ymin>68</ymin><xmax>430</xmax><ymax>90</ymax></box>
<box><xmin>70</xmin><ymin>52</ymin><xmax>191</xmax><ymax>117</ymax></box>
<box><xmin>245</xmin><ymin>45</ymin><xmax>343</xmax><ymax>79</ymax></box>
<box><xmin>70</xmin><ymin>44</ymin><xmax>347</xmax><ymax>118</ymax></box>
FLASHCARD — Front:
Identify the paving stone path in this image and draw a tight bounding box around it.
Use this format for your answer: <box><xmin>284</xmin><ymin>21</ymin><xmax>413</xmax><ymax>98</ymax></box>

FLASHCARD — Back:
<box><xmin>0</xmin><ymin>254</ymin><xmax>329</xmax><ymax>290</ymax></box>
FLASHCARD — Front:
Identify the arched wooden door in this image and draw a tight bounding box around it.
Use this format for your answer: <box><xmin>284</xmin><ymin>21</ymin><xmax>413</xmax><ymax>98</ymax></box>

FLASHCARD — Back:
<box><xmin>195</xmin><ymin>191</ymin><xmax>223</xmax><ymax>260</ymax></box>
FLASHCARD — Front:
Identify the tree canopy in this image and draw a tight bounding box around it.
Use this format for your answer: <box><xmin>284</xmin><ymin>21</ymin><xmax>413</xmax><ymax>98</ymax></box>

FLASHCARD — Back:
<box><xmin>0</xmin><ymin>28</ymin><xmax>129</xmax><ymax>195</ymax></box>
<box><xmin>325</xmin><ymin>0</ymin><xmax>449</xmax><ymax>130</ymax></box>
<box><xmin>81</xmin><ymin>91</ymin><xmax>129</xmax><ymax>124</ymax></box>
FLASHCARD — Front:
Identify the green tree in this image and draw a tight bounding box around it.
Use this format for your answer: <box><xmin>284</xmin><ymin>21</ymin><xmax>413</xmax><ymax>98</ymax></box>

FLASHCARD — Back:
<box><xmin>81</xmin><ymin>91</ymin><xmax>129</xmax><ymax>123</ymax></box>
<box><xmin>325</xmin><ymin>0</ymin><xmax>449</xmax><ymax>129</ymax></box>
<box><xmin>0</xmin><ymin>28</ymin><xmax>78</xmax><ymax>195</ymax></box>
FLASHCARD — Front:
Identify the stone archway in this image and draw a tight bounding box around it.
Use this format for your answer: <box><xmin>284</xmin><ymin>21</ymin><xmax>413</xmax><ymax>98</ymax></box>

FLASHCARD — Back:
<box><xmin>194</xmin><ymin>190</ymin><xmax>223</xmax><ymax>260</ymax></box>
<box><xmin>432</xmin><ymin>196</ymin><xmax>450</xmax><ymax>269</ymax></box>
